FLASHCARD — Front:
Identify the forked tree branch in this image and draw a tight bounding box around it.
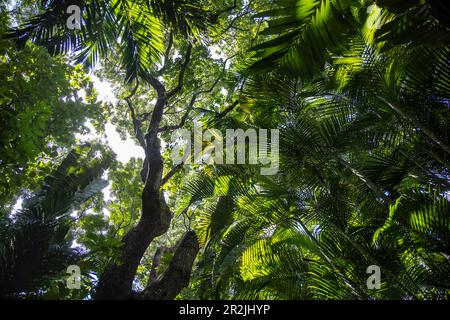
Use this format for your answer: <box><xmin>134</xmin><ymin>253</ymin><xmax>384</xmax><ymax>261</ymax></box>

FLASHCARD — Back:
<box><xmin>159</xmin><ymin>55</ymin><xmax>236</xmax><ymax>133</ymax></box>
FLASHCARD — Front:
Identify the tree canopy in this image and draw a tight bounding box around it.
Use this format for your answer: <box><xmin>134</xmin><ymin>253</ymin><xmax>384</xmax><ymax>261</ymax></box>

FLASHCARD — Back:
<box><xmin>0</xmin><ymin>0</ymin><xmax>449</xmax><ymax>300</ymax></box>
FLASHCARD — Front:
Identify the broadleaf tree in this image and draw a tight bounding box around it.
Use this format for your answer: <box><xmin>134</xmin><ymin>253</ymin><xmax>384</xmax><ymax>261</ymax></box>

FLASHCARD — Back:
<box><xmin>0</xmin><ymin>0</ymin><xmax>449</xmax><ymax>300</ymax></box>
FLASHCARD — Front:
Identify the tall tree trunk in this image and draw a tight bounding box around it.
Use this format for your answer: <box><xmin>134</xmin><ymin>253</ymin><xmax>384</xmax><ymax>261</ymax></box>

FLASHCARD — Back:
<box><xmin>95</xmin><ymin>45</ymin><xmax>199</xmax><ymax>299</ymax></box>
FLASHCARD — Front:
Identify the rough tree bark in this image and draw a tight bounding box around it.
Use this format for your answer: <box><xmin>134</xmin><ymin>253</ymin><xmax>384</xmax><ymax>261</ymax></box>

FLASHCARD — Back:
<box><xmin>94</xmin><ymin>42</ymin><xmax>199</xmax><ymax>300</ymax></box>
<box><xmin>140</xmin><ymin>231</ymin><xmax>199</xmax><ymax>300</ymax></box>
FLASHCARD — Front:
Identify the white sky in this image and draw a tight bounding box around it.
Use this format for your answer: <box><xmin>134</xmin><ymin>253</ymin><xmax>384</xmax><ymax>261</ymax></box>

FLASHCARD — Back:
<box><xmin>89</xmin><ymin>75</ymin><xmax>145</xmax><ymax>163</ymax></box>
<box><xmin>12</xmin><ymin>76</ymin><xmax>143</xmax><ymax>213</ymax></box>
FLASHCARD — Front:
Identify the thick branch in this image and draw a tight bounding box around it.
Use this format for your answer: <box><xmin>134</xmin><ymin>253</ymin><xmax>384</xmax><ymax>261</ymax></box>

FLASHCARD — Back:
<box><xmin>217</xmin><ymin>100</ymin><xmax>239</xmax><ymax>118</ymax></box>
<box><xmin>148</xmin><ymin>246</ymin><xmax>165</xmax><ymax>285</ymax></box>
<box><xmin>140</xmin><ymin>231</ymin><xmax>200</xmax><ymax>300</ymax></box>
<box><xmin>195</xmin><ymin>100</ymin><xmax>240</xmax><ymax>119</ymax></box>
<box><xmin>161</xmin><ymin>163</ymin><xmax>184</xmax><ymax>187</ymax></box>
<box><xmin>144</xmin><ymin>73</ymin><xmax>166</xmax><ymax>99</ymax></box>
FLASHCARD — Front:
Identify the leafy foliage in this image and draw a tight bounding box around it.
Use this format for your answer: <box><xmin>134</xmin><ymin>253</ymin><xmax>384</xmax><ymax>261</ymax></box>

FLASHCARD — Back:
<box><xmin>250</xmin><ymin>0</ymin><xmax>364</xmax><ymax>77</ymax></box>
<box><xmin>0</xmin><ymin>17</ymin><xmax>105</xmax><ymax>211</ymax></box>
<box><xmin>0</xmin><ymin>144</ymin><xmax>112</xmax><ymax>298</ymax></box>
<box><xmin>1</xmin><ymin>0</ymin><xmax>450</xmax><ymax>300</ymax></box>
<box><xmin>4</xmin><ymin>0</ymin><xmax>217</xmax><ymax>83</ymax></box>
